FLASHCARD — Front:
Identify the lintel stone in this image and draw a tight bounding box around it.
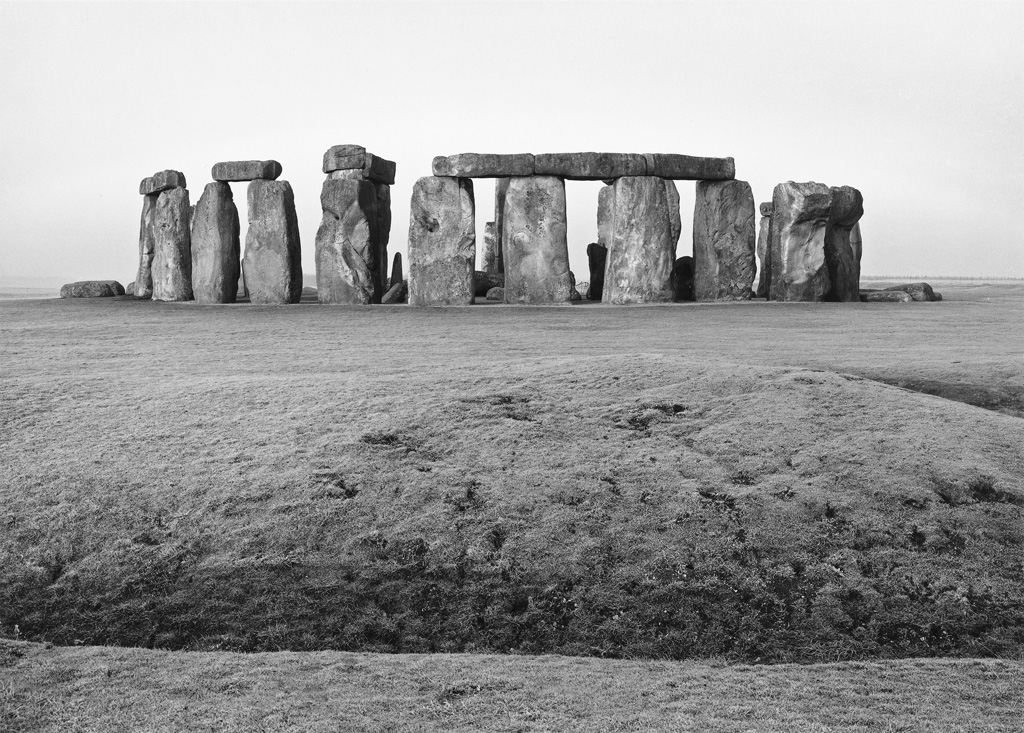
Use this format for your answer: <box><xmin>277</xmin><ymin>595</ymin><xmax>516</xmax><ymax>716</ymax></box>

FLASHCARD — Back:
<box><xmin>432</xmin><ymin>153</ymin><xmax>535</xmax><ymax>178</ymax></box>
<box><xmin>139</xmin><ymin>169</ymin><xmax>186</xmax><ymax>195</ymax></box>
<box><xmin>534</xmin><ymin>152</ymin><xmax>646</xmax><ymax>181</ymax></box>
<box><xmin>211</xmin><ymin>160</ymin><xmax>282</xmax><ymax>182</ymax></box>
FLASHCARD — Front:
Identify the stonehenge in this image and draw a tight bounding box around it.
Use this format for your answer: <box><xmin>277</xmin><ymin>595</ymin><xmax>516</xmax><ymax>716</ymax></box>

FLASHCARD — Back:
<box><xmin>823</xmin><ymin>186</ymin><xmax>865</xmax><ymax>302</ymax></box>
<box><xmin>603</xmin><ymin>176</ymin><xmax>676</xmax><ymax>304</ymax></box>
<box><xmin>503</xmin><ymin>177</ymin><xmax>573</xmax><ymax>304</ymax></box>
<box><xmin>407</xmin><ymin>176</ymin><xmax>476</xmax><ymax>306</ymax></box>
<box><xmin>315</xmin><ymin>179</ymin><xmax>380</xmax><ymax>304</ymax></box>
<box><xmin>191</xmin><ymin>182</ymin><xmax>241</xmax><ymax>303</ymax></box>
<box><xmin>754</xmin><ymin>202</ymin><xmax>772</xmax><ymax>298</ymax></box>
<box><xmin>152</xmin><ymin>185</ymin><xmax>193</xmax><ymax>302</ymax></box>
<box><xmin>767</xmin><ymin>182</ymin><xmax>833</xmax><ymax>302</ymax></box>
<box><xmin>692</xmin><ymin>179</ymin><xmax>756</xmax><ymax>301</ymax></box>
<box><xmin>244</xmin><ymin>179</ymin><xmax>302</xmax><ymax>304</ymax></box>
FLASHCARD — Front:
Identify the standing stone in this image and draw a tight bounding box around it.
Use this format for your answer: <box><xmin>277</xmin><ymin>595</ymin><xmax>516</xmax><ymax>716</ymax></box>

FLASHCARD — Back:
<box><xmin>151</xmin><ymin>187</ymin><xmax>193</xmax><ymax>301</ymax></box>
<box><xmin>407</xmin><ymin>176</ymin><xmax>476</xmax><ymax>306</ymax></box>
<box><xmin>481</xmin><ymin>222</ymin><xmax>499</xmax><ymax>274</ymax></box>
<box><xmin>693</xmin><ymin>179</ymin><xmax>756</xmax><ymax>301</ymax></box>
<box><xmin>244</xmin><ymin>180</ymin><xmax>302</xmax><ymax>305</ymax></box>
<box><xmin>494</xmin><ymin>178</ymin><xmax>510</xmax><ymax>274</ymax></box>
<box><xmin>375</xmin><ymin>183</ymin><xmax>392</xmax><ymax>298</ymax></box>
<box><xmin>603</xmin><ymin>176</ymin><xmax>675</xmax><ymax>304</ymax></box>
<box><xmin>850</xmin><ymin>222</ymin><xmax>862</xmax><ymax>263</ymax></box>
<box><xmin>503</xmin><ymin>176</ymin><xmax>573</xmax><ymax>305</ymax></box>
<box><xmin>134</xmin><ymin>193</ymin><xmax>158</xmax><ymax>299</ymax></box>
<box><xmin>768</xmin><ymin>182</ymin><xmax>833</xmax><ymax>302</ymax></box>
<box><xmin>824</xmin><ymin>186</ymin><xmax>864</xmax><ymax>302</ymax></box>
<box><xmin>597</xmin><ymin>184</ymin><xmax>614</xmax><ymax>250</ymax></box>
<box><xmin>587</xmin><ymin>243</ymin><xmax>607</xmax><ymax>300</ymax></box>
<box><xmin>755</xmin><ymin>202</ymin><xmax>772</xmax><ymax>298</ymax></box>
<box><xmin>190</xmin><ymin>182</ymin><xmax>240</xmax><ymax>303</ymax></box>
<box><xmin>237</xmin><ymin>264</ymin><xmax>248</xmax><ymax>300</ymax></box>
<box><xmin>315</xmin><ymin>179</ymin><xmax>380</xmax><ymax>304</ymax></box>
<box><xmin>390</xmin><ymin>252</ymin><xmax>403</xmax><ymax>290</ymax></box>
<box><xmin>671</xmin><ymin>256</ymin><xmax>695</xmax><ymax>301</ymax></box>
<box><xmin>665</xmin><ymin>179</ymin><xmax>682</xmax><ymax>250</ymax></box>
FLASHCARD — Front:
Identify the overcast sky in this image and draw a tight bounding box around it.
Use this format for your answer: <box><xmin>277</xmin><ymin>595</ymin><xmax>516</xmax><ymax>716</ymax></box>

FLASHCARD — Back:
<box><xmin>0</xmin><ymin>0</ymin><xmax>1021</xmax><ymax>284</ymax></box>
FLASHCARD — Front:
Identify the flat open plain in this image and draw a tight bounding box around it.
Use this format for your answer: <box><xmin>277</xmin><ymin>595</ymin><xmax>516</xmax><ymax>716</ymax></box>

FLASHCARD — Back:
<box><xmin>1</xmin><ymin>281</ymin><xmax>1023</xmax><ymax>731</ymax></box>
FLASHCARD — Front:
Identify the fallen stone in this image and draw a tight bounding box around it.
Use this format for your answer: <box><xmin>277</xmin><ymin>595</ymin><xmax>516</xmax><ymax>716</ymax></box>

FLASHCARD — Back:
<box><xmin>375</xmin><ymin>183</ymin><xmax>392</xmax><ymax>297</ymax></box>
<box><xmin>59</xmin><ymin>281</ymin><xmax>125</xmax><ymax>298</ymax></box>
<box><xmin>503</xmin><ymin>176</ymin><xmax>573</xmax><ymax>304</ymax></box>
<box><xmin>474</xmin><ymin>271</ymin><xmax>504</xmax><ymax>297</ymax></box>
<box><xmin>134</xmin><ymin>193</ymin><xmax>159</xmax><ymax>299</ymax></box>
<box><xmin>315</xmin><ymin>179</ymin><xmax>380</xmax><ymax>305</ymax></box>
<box><xmin>767</xmin><ymin>181</ymin><xmax>833</xmax><ymax>301</ymax></box>
<box><xmin>190</xmin><ymin>182</ymin><xmax>241</xmax><ymax>303</ymax></box>
<box><xmin>389</xmin><ymin>252</ymin><xmax>403</xmax><ymax>290</ymax></box>
<box><xmin>643</xmin><ymin>154</ymin><xmax>735</xmax><ymax>181</ymax></box>
<box><xmin>755</xmin><ymin>202</ymin><xmax>772</xmax><ymax>298</ymax></box>
<box><xmin>139</xmin><ymin>170</ymin><xmax>186</xmax><ymax>195</ymax></box>
<box><xmin>861</xmin><ymin>290</ymin><xmax>912</xmax><ymax>303</ymax></box>
<box><xmin>481</xmin><ymin>222</ymin><xmax>499</xmax><ymax>274</ymax></box>
<box><xmin>494</xmin><ymin>178</ymin><xmax>510</xmax><ymax>274</ymax></box>
<box><xmin>603</xmin><ymin>176</ymin><xmax>675</xmax><ymax>304</ymax></box>
<box><xmin>534</xmin><ymin>152</ymin><xmax>646</xmax><ymax>181</ymax></box>
<box><xmin>486</xmin><ymin>286</ymin><xmax>504</xmax><ymax>301</ymax></box>
<box><xmin>407</xmin><ymin>176</ymin><xmax>476</xmax><ymax>306</ymax></box>
<box><xmin>381</xmin><ymin>280</ymin><xmax>408</xmax><ymax>304</ymax></box>
<box><xmin>587</xmin><ymin>243</ymin><xmax>607</xmax><ymax>300</ymax></box>
<box><xmin>151</xmin><ymin>187</ymin><xmax>193</xmax><ymax>301</ymax></box>
<box><xmin>823</xmin><ymin>186</ymin><xmax>865</xmax><ymax>302</ymax></box>
<box><xmin>693</xmin><ymin>179</ymin><xmax>756</xmax><ymax>301</ymax></box>
<box><xmin>322</xmin><ymin>145</ymin><xmax>396</xmax><ymax>184</ymax></box>
<box><xmin>125</xmin><ymin>281</ymin><xmax>136</xmax><ymax>296</ymax></box>
<box><xmin>671</xmin><ymin>256</ymin><xmax>695</xmax><ymax>301</ymax></box>
<box><xmin>597</xmin><ymin>185</ymin><xmax>614</xmax><ymax>250</ymax></box>
<box><xmin>883</xmin><ymin>282</ymin><xmax>939</xmax><ymax>302</ymax></box>
<box><xmin>432</xmin><ymin>153</ymin><xmax>534</xmax><ymax>178</ymax></box>
<box><xmin>211</xmin><ymin>160</ymin><xmax>282</xmax><ymax>182</ymax></box>
<box><xmin>243</xmin><ymin>179</ymin><xmax>302</xmax><ymax>304</ymax></box>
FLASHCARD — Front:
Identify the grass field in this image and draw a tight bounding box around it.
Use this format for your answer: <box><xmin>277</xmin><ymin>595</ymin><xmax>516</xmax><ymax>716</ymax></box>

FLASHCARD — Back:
<box><xmin>1</xmin><ymin>281</ymin><xmax>1023</xmax><ymax>728</ymax></box>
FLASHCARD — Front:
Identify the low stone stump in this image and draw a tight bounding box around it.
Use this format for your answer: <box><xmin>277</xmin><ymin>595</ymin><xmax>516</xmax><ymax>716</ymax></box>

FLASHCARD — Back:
<box><xmin>486</xmin><ymin>286</ymin><xmax>505</xmax><ymax>301</ymax></box>
<box><xmin>481</xmin><ymin>222</ymin><xmax>499</xmax><ymax>274</ymax></box>
<box><xmin>381</xmin><ymin>280</ymin><xmax>408</xmax><ymax>304</ymax></box>
<box><xmin>191</xmin><ymin>182</ymin><xmax>241</xmax><ymax>303</ymax></box>
<box><xmin>315</xmin><ymin>179</ymin><xmax>380</xmax><ymax>304</ymax></box>
<box><xmin>502</xmin><ymin>176</ymin><xmax>573</xmax><ymax>304</ymax></box>
<box><xmin>693</xmin><ymin>179</ymin><xmax>756</xmax><ymax>301</ymax></box>
<box><xmin>587</xmin><ymin>242</ymin><xmax>607</xmax><ymax>300</ymax></box>
<box><xmin>754</xmin><ymin>202</ymin><xmax>772</xmax><ymax>298</ymax></box>
<box><xmin>882</xmin><ymin>282</ymin><xmax>941</xmax><ymax>302</ymax></box>
<box><xmin>389</xmin><ymin>252</ymin><xmax>403</xmax><ymax>290</ymax></box>
<box><xmin>243</xmin><ymin>180</ymin><xmax>302</xmax><ymax>304</ymax></box>
<box><xmin>474</xmin><ymin>271</ymin><xmax>504</xmax><ymax>297</ymax></box>
<box><xmin>432</xmin><ymin>153</ymin><xmax>534</xmax><ymax>178</ymax></box>
<box><xmin>407</xmin><ymin>176</ymin><xmax>476</xmax><ymax>306</ymax></box>
<box><xmin>152</xmin><ymin>186</ymin><xmax>193</xmax><ymax>301</ymax></box>
<box><xmin>824</xmin><ymin>186</ymin><xmax>865</xmax><ymax>302</ymax></box>
<box><xmin>323</xmin><ymin>145</ymin><xmax>396</xmax><ymax>185</ymax></box>
<box><xmin>211</xmin><ymin>160</ymin><xmax>282</xmax><ymax>182</ymax></box>
<box><xmin>861</xmin><ymin>290</ymin><xmax>912</xmax><ymax>303</ymax></box>
<box><xmin>60</xmin><ymin>281</ymin><xmax>125</xmax><ymax>298</ymax></box>
<box><xmin>134</xmin><ymin>193</ymin><xmax>158</xmax><ymax>299</ymax></box>
<box><xmin>603</xmin><ymin>176</ymin><xmax>675</xmax><ymax>304</ymax></box>
<box><xmin>767</xmin><ymin>181</ymin><xmax>833</xmax><ymax>301</ymax></box>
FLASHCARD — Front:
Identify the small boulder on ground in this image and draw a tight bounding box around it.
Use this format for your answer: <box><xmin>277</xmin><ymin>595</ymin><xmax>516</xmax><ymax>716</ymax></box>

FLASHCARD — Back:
<box><xmin>382</xmin><ymin>280</ymin><xmax>408</xmax><ymax>304</ymax></box>
<box><xmin>861</xmin><ymin>290</ymin><xmax>913</xmax><ymax>303</ymax></box>
<box><xmin>60</xmin><ymin>281</ymin><xmax>125</xmax><ymax>298</ymax></box>
<box><xmin>883</xmin><ymin>282</ymin><xmax>941</xmax><ymax>302</ymax></box>
<box><xmin>125</xmin><ymin>281</ymin><xmax>136</xmax><ymax>296</ymax></box>
<box><xmin>485</xmin><ymin>286</ymin><xmax>504</xmax><ymax>301</ymax></box>
<box><xmin>474</xmin><ymin>271</ymin><xmax>504</xmax><ymax>297</ymax></box>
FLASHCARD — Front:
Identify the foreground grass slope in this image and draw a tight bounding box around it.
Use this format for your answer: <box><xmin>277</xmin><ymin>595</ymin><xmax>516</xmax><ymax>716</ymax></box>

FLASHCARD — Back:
<box><xmin>1</xmin><ymin>284</ymin><xmax>1022</xmax><ymax>661</ymax></box>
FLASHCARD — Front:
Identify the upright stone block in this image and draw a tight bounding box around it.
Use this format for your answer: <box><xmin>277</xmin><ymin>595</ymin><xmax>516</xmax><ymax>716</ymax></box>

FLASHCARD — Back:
<box><xmin>315</xmin><ymin>179</ymin><xmax>380</xmax><ymax>305</ymax></box>
<box><xmin>823</xmin><ymin>186</ymin><xmax>864</xmax><ymax>302</ymax></box>
<box><xmin>502</xmin><ymin>176</ymin><xmax>573</xmax><ymax>304</ymax></box>
<box><xmin>603</xmin><ymin>176</ymin><xmax>675</xmax><ymax>304</ymax></box>
<box><xmin>134</xmin><ymin>193</ymin><xmax>158</xmax><ymax>299</ymax></box>
<box><xmin>407</xmin><ymin>176</ymin><xmax>476</xmax><ymax>306</ymax></box>
<box><xmin>664</xmin><ymin>179</ymin><xmax>681</xmax><ymax>249</ymax></box>
<box><xmin>190</xmin><ymin>182</ymin><xmax>240</xmax><ymax>303</ymax></box>
<box><xmin>768</xmin><ymin>182</ymin><xmax>833</xmax><ymax>302</ymax></box>
<box><xmin>693</xmin><ymin>179</ymin><xmax>756</xmax><ymax>301</ymax></box>
<box><xmin>755</xmin><ymin>202</ymin><xmax>773</xmax><ymax>298</ymax></box>
<box><xmin>587</xmin><ymin>243</ymin><xmax>607</xmax><ymax>300</ymax></box>
<box><xmin>151</xmin><ymin>187</ymin><xmax>193</xmax><ymax>302</ymax></box>
<box><xmin>389</xmin><ymin>252</ymin><xmax>403</xmax><ymax>289</ymax></box>
<box><xmin>375</xmin><ymin>183</ymin><xmax>392</xmax><ymax>297</ymax></box>
<box><xmin>597</xmin><ymin>184</ymin><xmax>614</xmax><ymax>250</ymax></box>
<box><xmin>244</xmin><ymin>180</ymin><xmax>302</xmax><ymax>305</ymax></box>
<box><xmin>481</xmin><ymin>222</ymin><xmax>499</xmax><ymax>274</ymax></box>
<box><xmin>494</xmin><ymin>178</ymin><xmax>510</xmax><ymax>274</ymax></box>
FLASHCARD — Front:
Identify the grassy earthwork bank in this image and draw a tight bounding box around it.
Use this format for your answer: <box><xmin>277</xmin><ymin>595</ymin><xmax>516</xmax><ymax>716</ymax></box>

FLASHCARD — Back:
<box><xmin>1</xmin><ymin>281</ymin><xmax>1023</xmax><ymax>728</ymax></box>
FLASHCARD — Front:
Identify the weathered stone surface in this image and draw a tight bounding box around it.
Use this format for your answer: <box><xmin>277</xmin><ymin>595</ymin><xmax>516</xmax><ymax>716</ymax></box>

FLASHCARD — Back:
<box><xmin>125</xmin><ymin>281</ymin><xmax>136</xmax><ymax>296</ymax></box>
<box><xmin>486</xmin><ymin>286</ymin><xmax>504</xmax><ymax>301</ymax></box>
<box><xmin>569</xmin><ymin>271</ymin><xmax>582</xmax><ymax>302</ymax></box>
<box><xmin>883</xmin><ymin>282</ymin><xmax>939</xmax><ymax>302</ymax></box>
<box><xmin>665</xmin><ymin>179</ymin><xmax>681</xmax><ymax>249</ymax></box>
<box><xmin>603</xmin><ymin>176</ymin><xmax>675</xmax><ymax>304</ymax></box>
<box><xmin>767</xmin><ymin>181</ymin><xmax>833</xmax><ymax>302</ymax></box>
<box><xmin>850</xmin><ymin>222</ymin><xmax>862</xmax><ymax>262</ymax></box>
<box><xmin>755</xmin><ymin>202</ymin><xmax>772</xmax><ymax>298</ymax></box>
<box><xmin>503</xmin><ymin>176</ymin><xmax>573</xmax><ymax>304</ymax></box>
<box><xmin>861</xmin><ymin>290</ymin><xmax>912</xmax><ymax>303</ymax></box>
<box><xmin>139</xmin><ymin>170</ymin><xmax>186</xmax><ymax>195</ymax></box>
<box><xmin>693</xmin><ymin>179</ymin><xmax>756</xmax><ymax>301</ymax></box>
<box><xmin>322</xmin><ymin>145</ymin><xmax>396</xmax><ymax>184</ymax></box>
<box><xmin>211</xmin><ymin>160</ymin><xmax>282</xmax><ymax>182</ymax></box>
<box><xmin>389</xmin><ymin>252</ymin><xmax>403</xmax><ymax>290</ymax></box>
<box><xmin>535</xmin><ymin>152</ymin><xmax>646</xmax><ymax>181</ymax></box>
<box><xmin>151</xmin><ymin>187</ymin><xmax>193</xmax><ymax>301</ymax></box>
<box><xmin>375</xmin><ymin>183</ymin><xmax>392</xmax><ymax>297</ymax></box>
<box><xmin>381</xmin><ymin>280</ymin><xmax>408</xmax><ymax>304</ymax></box>
<box><xmin>238</xmin><ymin>264</ymin><xmax>248</xmax><ymax>300</ymax></box>
<box><xmin>481</xmin><ymin>222</ymin><xmax>499</xmax><ymax>274</ymax></box>
<box><xmin>244</xmin><ymin>180</ymin><xmax>302</xmax><ymax>305</ymax></box>
<box><xmin>760</xmin><ymin>202</ymin><xmax>774</xmax><ymax>217</ymax></box>
<box><xmin>363</xmin><ymin>154</ymin><xmax>396</xmax><ymax>185</ymax></box>
<box><xmin>315</xmin><ymin>179</ymin><xmax>380</xmax><ymax>305</ymax></box>
<box><xmin>587</xmin><ymin>243</ymin><xmax>607</xmax><ymax>300</ymax></box>
<box><xmin>597</xmin><ymin>185</ymin><xmax>614</xmax><ymax>250</ymax></box>
<box><xmin>432</xmin><ymin>153</ymin><xmax>534</xmax><ymax>178</ymax></box>
<box><xmin>671</xmin><ymin>256</ymin><xmax>695</xmax><ymax>301</ymax></box>
<box><xmin>407</xmin><ymin>176</ymin><xmax>476</xmax><ymax>306</ymax></box>
<box><xmin>644</xmin><ymin>154</ymin><xmax>735</xmax><ymax>181</ymax></box>
<box><xmin>190</xmin><ymin>182</ymin><xmax>240</xmax><ymax>303</ymax></box>
<box><xmin>134</xmin><ymin>193</ymin><xmax>158</xmax><ymax>299</ymax></box>
<box><xmin>60</xmin><ymin>281</ymin><xmax>124</xmax><ymax>298</ymax></box>
<box><xmin>823</xmin><ymin>186</ymin><xmax>865</xmax><ymax>302</ymax></box>
<box><xmin>322</xmin><ymin>144</ymin><xmax>366</xmax><ymax>171</ymax></box>
<box><xmin>494</xmin><ymin>178</ymin><xmax>509</xmax><ymax>274</ymax></box>
<box><xmin>474</xmin><ymin>271</ymin><xmax>504</xmax><ymax>297</ymax></box>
